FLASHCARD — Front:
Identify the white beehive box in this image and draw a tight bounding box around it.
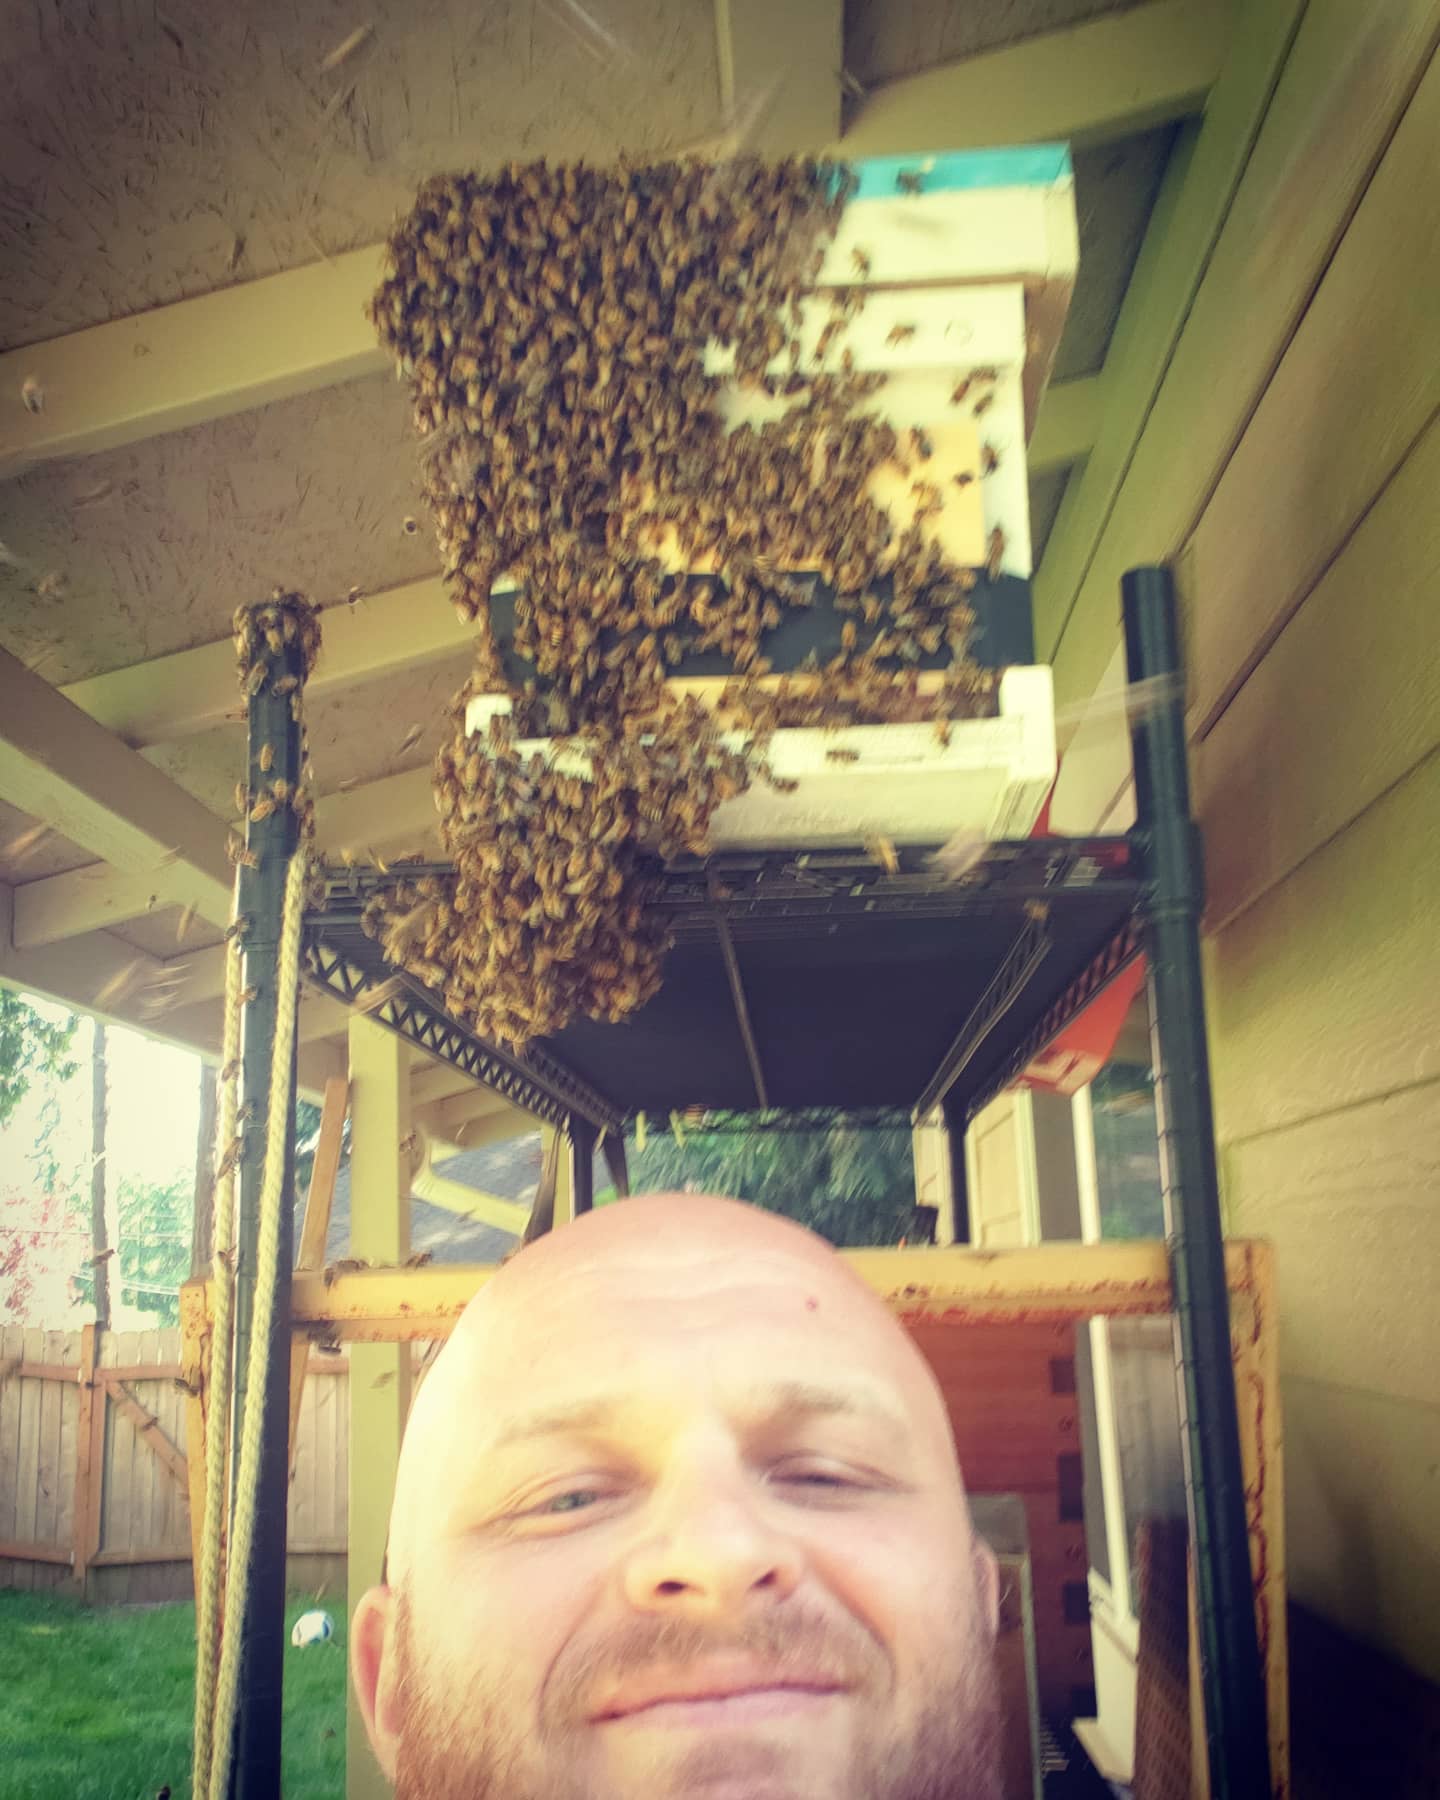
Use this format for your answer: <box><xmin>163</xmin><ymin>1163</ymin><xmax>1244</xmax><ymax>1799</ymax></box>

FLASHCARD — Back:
<box><xmin>466</xmin><ymin>148</ymin><xmax>1077</xmax><ymax>849</ymax></box>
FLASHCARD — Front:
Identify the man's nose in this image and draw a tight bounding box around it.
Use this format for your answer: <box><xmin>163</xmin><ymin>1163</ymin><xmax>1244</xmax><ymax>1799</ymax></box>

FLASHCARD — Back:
<box><xmin>619</xmin><ymin>1451</ymin><xmax>805</xmax><ymax>1619</ymax></box>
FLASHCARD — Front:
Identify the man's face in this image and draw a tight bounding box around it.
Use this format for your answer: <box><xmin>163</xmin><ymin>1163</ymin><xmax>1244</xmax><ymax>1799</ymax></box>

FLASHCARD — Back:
<box><xmin>354</xmin><ymin>1198</ymin><xmax>1003</xmax><ymax>1799</ymax></box>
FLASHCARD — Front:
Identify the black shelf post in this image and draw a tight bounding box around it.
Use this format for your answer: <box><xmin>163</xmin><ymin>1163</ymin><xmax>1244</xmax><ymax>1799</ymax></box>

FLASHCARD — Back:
<box><xmin>229</xmin><ymin>598</ymin><xmax>308</xmax><ymax>1800</ymax></box>
<box><xmin>1122</xmin><ymin>566</ymin><xmax>1271</xmax><ymax>1799</ymax></box>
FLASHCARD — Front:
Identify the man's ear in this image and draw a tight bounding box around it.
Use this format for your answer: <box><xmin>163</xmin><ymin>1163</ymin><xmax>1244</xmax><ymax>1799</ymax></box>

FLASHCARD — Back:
<box><xmin>973</xmin><ymin>1537</ymin><xmax>1001</xmax><ymax>1642</ymax></box>
<box><xmin>351</xmin><ymin>1585</ymin><xmax>403</xmax><ymax>1782</ymax></box>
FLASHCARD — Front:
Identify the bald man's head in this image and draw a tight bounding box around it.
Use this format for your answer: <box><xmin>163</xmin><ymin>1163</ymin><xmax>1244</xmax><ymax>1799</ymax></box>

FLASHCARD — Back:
<box><xmin>386</xmin><ymin>1194</ymin><xmax>966</xmax><ymax>1585</ymax></box>
<box><xmin>351</xmin><ymin>1193</ymin><xmax>1003</xmax><ymax>1799</ymax></box>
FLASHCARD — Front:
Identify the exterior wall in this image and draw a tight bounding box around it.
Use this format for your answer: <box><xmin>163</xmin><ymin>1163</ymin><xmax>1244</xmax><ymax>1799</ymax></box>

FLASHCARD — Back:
<box><xmin>1187</xmin><ymin>58</ymin><xmax>1440</xmax><ymax>1683</ymax></box>
<box><xmin>1047</xmin><ymin>28</ymin><xmax>1440</xmax><ymax>1692</ymax></box>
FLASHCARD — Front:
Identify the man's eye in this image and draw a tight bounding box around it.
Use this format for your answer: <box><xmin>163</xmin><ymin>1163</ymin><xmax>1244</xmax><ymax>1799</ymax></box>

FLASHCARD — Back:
<box><xmin>775</xmin><ymin>1466</ymin><xmax>863</xmax><ymax>1491</ymax></box>
<box><xmin>536</xmin><ymin>1487</ymin><xmax>609</xmax><ymax>1515</ymax></box>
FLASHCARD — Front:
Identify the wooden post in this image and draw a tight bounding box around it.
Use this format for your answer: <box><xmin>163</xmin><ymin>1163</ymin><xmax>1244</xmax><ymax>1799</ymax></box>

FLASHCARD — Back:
<box><xmin>290</xmin><ymin>1076</ymin><xmax>349</xmax><ymax>1480</ymax></box>
<box><xmin>346</xmin><ymin>1019</ymin><xmax>410</xmax><ymax>1800</ymax></box>
<box><xmin>1233</xmin><ymin>1240</ymin><xmax>1288</xmax><ymax>1797</ymax></box>
<box><xmin>180</xmin><ymin>1278</ymin><xmax>211</xmax><ymax>1606</ymax></box>
<box><xmin>71</xmin><ymin>1322</ymin><xmax>104</xmax><ymax>1596</ymax></box>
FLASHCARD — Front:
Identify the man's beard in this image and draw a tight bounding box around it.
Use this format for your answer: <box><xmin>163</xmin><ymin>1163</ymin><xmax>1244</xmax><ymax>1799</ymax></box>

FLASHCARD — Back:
<box><xmin>389</xmin><ymin>1589</ymin><xmax>1005</xmax><ymax>1800</ymax></box>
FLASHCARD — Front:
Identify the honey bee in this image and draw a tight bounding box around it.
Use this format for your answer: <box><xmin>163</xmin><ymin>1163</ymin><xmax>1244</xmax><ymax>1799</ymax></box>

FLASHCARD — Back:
<box><xmin>886</xmin><ymin>323</ymin><xmax>916</xmax><ymax>348</ymax></box>
<box><xmin>981</xmin><ymin>443</ymin><xmax>1000</xmax><ymax>475</ymax></box>
<box><xmin>986</xmin><ymin>526</ymin><xmax>1005</xmax><ymax>581</ymax></box>
<box><xmin>895</xmin><ymin>170</ymin><xmax>924</xmax><ymax>195</ymax></box>
<box><xmin>850</xmin><ymin>248</ymin><xmax>871</xmax><ymax>279</ymax></box>
<box><xmin>952</xmin><ymin>470</ymin><xmax>975</xmax><ymax>489</ymax></box>
<box><xmin>866</xmin><ymin>835</ymin><xmax>900</xmax><ymax>875</ymax></box>
<box><xmin>825</xmin><ymin>746</ymin><xmax>860</xmax><ymax>763</ymax></box>
<box><xmin>972</xmin><ymin>392</ymin><xmax>995</xmax><ymax>417</ymax></box>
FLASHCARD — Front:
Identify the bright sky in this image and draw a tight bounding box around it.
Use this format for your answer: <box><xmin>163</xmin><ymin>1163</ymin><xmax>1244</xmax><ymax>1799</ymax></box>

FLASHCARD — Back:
<box><xmin>0</xmin><ymin>992</ymin><xmax>201</xmax><ymax>1195</ymax></box>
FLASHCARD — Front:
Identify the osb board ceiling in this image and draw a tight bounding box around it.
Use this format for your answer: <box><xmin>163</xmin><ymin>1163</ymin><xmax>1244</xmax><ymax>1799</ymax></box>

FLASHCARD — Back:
<box><xmin>0</xmin><ymin>376</ymin><xmax>433</xmax><ymax>682</ymax></box>
<box><xmin>845</xmin><ymin>0</ymin><xmax>1145</xmax><ymax>85</ymax></box>
<box><xmin>0</xmin><ymin>0</ymin><xmax>722</xmax><ymax>351</ymax></box>
<box><xmin>138</xmin><ymin>646</ymin><xmax>472</xmax><ymax>817</ymax></box>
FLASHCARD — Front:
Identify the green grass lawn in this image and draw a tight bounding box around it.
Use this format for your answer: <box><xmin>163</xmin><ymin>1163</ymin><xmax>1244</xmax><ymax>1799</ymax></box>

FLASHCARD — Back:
<box><xmin>0</xmin><ymin>1588</ymin><xmax>348</xmax><ymax>1799</ymax></box>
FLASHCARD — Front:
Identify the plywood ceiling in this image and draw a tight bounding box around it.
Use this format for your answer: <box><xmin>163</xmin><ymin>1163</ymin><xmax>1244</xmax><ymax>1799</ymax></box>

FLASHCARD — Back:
<box><xmin>0</xmin><ymin>0</ymin><xmax>721</xmax><ymax>350</ymax></box>
<box><xmin>0</xmin><ymin>0</ymin><xmax>1196</xmax><ymax>1074</ymax></box>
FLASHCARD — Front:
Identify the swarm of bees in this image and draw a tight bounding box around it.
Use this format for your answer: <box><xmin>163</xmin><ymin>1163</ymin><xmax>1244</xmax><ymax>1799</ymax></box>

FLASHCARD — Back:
<box><xmin>361</xmin><ymin>155</ymin><xmax>998</xmax><ymax>1047</ymax></box>
<box><xmin>232</xmin><ymin>591</ymin><xmax>323</xmax><ymax>852</ymax></box>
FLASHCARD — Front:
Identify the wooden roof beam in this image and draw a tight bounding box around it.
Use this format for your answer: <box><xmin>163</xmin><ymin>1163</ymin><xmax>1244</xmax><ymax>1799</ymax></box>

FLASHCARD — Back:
<box><xmin>838</xmin><ymin>0</ymin><xmax>1227</xmax><ymax>159</ymax></box>
<box><xmin>62</xmin><ymin>575</ymin><xmax>479</xmax><ymax>748</ymax></box>
<box><xmin>0</xmin><ymin>647</ymin><xmax>233</xmax><ymax>946</ymax></box>
<box><xmin>0</xmin><ymin>0</ymin><xmax>841</xmax><ymax>481</ymax></box>
<box><xmin>0</xmin><ymin>882</ymin><xmax>343</xmax><ymax>1096</ymax></box>
<box><xmin>1028</xmin><ymin>374</ymin><xmax>1102</xmax><ymax>477</ymax></box>
<box><xmin>1034</xmin><ymin>1</ymin><xmax>1440</xmax><ymax>714</ymax></box>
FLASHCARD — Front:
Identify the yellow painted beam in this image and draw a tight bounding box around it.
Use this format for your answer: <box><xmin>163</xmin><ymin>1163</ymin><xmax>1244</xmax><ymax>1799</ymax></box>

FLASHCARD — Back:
<box><xmin>1028</xmin><ymin>375</ymin><xmax>1102</xmax><ymax>476</ymax></box>
<box><xmin>410</xmin><ymin>1160</ymin><xmax>530</xmax><ymax>1236</ymax></box>
<box><xmin>714</xmin><ymin>0</ymin><xmax>840</xmax><ymax>151</ymax></box>
<box><xmin>0</xmin><ymin>883</ymin><xmax>344</xmax><ymax>1094</ymax></box>
<box><xmin>346</xmin><ymin>1015</ymin><xmax>411</xmax><ymax>1800</ymax></box>
<box><xmin>415</xmin><ymin>1092</ymin><xmax>536</xmax><ymax>1152</ymax></box>
<box><xmin>270</xmin><ymin>1238</ymin><xmax>1268</xmax><ymax>1339</ymax></box>
<box><xmin>838</xmin><ymin>0</ymin><xmax>1226</xmax><ymax>157</ymax></box>
<box><xmin>0</xmin><ymin>646</ymin><xmax>233</xmax><ymax>939</ymax></box>
<box><xmin>409</xmin><ymin>1062</ymin><xmax>478</xmax><ymax>1107</ymax></box>
<box><xmin>62</xmin><ymin>575</ymin><xmax>479</xmax><ymax>750</ymax></box>
<box><xmin>0</xmin><ymin>246</ymin><xmax>388</xmax><ymax>479</ymax></box>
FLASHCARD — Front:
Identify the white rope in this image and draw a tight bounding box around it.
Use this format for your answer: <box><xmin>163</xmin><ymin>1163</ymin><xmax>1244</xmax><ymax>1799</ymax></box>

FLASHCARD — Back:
<box><xmin>191</xmin><ymin>922</ymin><xmax>245</xmax><ymax>1794</ymax></box>
<box><xmin>203</xmin><ymin>852</ymin><xmax>308</xmax><ymax>1800</ymax></box>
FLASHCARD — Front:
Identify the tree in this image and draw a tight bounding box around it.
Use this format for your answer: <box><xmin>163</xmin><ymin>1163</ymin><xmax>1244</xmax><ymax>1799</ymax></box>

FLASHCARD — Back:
<box><xmin>74</xmin><ymin>1174</ymin><xmax>191</xmax><ymax>1326</ymax></box>
<box><xmin>90</xmin><ymin>1021</ymin><xmax>111</xmax><ymax>1328</ymax></box>
<box><xmin>0</xmin><ymin>989</ymin><xmax>79</xmax><ymax>1130</ymax></box>
<box><xmin>190</xmin><ymin>1061</ymin><xmax>218</xmax><ymax>1275</ymax></box>
<box><xmin>619</xmin><ymin>1116</ymin><xmax>925</xmax><ymax>1248</ymax></box>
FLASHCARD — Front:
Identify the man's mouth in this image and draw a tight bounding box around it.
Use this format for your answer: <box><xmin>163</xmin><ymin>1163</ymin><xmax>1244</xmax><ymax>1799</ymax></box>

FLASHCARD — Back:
<box><xmin>594</xmin><ymin>1659</ymin><xmax>846</xmax><ymax>1728</ymax></box>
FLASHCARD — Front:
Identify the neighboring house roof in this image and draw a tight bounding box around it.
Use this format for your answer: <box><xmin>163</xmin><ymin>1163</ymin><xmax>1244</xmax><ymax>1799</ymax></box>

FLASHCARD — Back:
<box><xmin>296</xmin><ymin>1133</ymin><xmax>541</xmax><ymax>1266</ymax></box>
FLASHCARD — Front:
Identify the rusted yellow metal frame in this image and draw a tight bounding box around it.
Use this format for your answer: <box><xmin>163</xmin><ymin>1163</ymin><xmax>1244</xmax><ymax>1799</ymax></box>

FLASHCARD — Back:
<box><xmin>179</xmin><ymin>1235</ymin><xmax>1287</xmax><ymax>1792</ymax></box>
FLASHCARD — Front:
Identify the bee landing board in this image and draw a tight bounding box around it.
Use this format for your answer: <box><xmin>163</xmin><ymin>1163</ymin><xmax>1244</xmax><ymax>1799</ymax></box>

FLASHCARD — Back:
<box><xmin>465</xmin><ymin>666</ymin><xmax>1056</xmax><ymax>851</ymax></box>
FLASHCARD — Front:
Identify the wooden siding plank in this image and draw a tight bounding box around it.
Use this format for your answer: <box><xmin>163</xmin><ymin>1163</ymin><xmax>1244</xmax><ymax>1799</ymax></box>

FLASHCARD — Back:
<box><xmin>1188</xmin><ymin>43</ymin><xmax>1440</xmax><ymax>735</ymax></box>
<box><xmin>32</xmin><ymin>1330</ymin><xmax>65</xmax><ymax>1590</ymax></box>
<box><xmin>103</xmin><ymin>1330</ymin><xmax>133</xmax><ymax>1603</ymax></box>
<box><xmin>0</xmin><ymin>1330</ymin><xmax>27</xmax><ymax>1589</ymax></box>
<box><xmin>1283</xmin><ymin>1375</ymin><xmax>1440</xmax><ymax>1682</ymax></box>
<box><xmin>837</xmin><ymin>0</ymin><xmax>1224</xmax><ymax>156</ymax></box>
<box><xmin>12</xmin><ymin>1329</ymin><xmax>45</xmax><ymax>1592</ymax></box>
<box><xmin>53</xmin><ymin>1330</ymin><xmax>78</xmax><ymax>1582</ymax></box>
<box><xmin>1207</xmin><ymin>751</ymin><xmax>1440</xmax><ymax>1146</ymax></box>
<box><xmin>1195</xmin><ymin>410</ymin><xmax>1440</xmax><ymax>929</ymax></box>
<box><xmin>1041</xmin><ymin>0</ymin><xmax>1440</xmax><ymax>711</ymax></box>
<box><xmin>1224</xmin><ymin>1084</ymin><xmax>1440</xmax><ymax>1411</ymax></box>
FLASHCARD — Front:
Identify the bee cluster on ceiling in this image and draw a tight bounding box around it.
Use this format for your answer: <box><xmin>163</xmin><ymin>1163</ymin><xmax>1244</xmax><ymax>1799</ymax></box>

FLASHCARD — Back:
<box><xmin>361</xmin><ymin>154</ymin><xmax>996</xmax><ymax>1049</ymax></box>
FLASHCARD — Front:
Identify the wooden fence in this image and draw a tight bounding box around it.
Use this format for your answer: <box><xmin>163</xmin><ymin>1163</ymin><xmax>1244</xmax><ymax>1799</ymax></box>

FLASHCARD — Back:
<box><xmin>0</xmin><ymin>1323</ymin><xmax>354</xmax><ymax>1604</ymax></box>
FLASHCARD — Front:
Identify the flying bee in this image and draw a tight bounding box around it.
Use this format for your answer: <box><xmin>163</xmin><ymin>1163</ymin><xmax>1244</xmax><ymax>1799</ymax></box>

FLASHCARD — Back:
<box><xmin>850</xmin><ymin>248</ymin><xmax>871</xmax><ymax>279</ymax></box>
<box><xmin>981</xmin><ymin>443</ymin><xmax>1000</xmax><ymax>475</ymax></box>
<box><xmin>896</xmin><ymin>169</ymin><xmax>924</xmax><ymax>195</ymax></box>
<box><xmin>866</xmin><ymin>835</ymin><xmax>900</xmax><ymax>875</ymax></box>
<box><xmin>952</xmin><ymin>470</ymin><xmax>975</xmax><ymax>489</ymax></box>
<box><xmin>886</xmin><ymin>323</ymin><xmax>916</xmax><ymax>348</ymax></box>
<box><xmin>986</xmin><ymin>526</ymin><xmax>1005</xmax><ymax>581</ymax></box>
<box><xmin>972</xmin><ymin>392</ymin><xmax>995</xmax><ymax>417</ymax></box>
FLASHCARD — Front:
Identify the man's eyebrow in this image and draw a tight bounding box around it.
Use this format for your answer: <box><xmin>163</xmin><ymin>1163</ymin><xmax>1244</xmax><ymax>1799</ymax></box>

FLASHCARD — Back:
<box><xmin>489</xmin><ymin>1379</ymin><xmax>906</xmax><ymax>1452</ymax></box>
